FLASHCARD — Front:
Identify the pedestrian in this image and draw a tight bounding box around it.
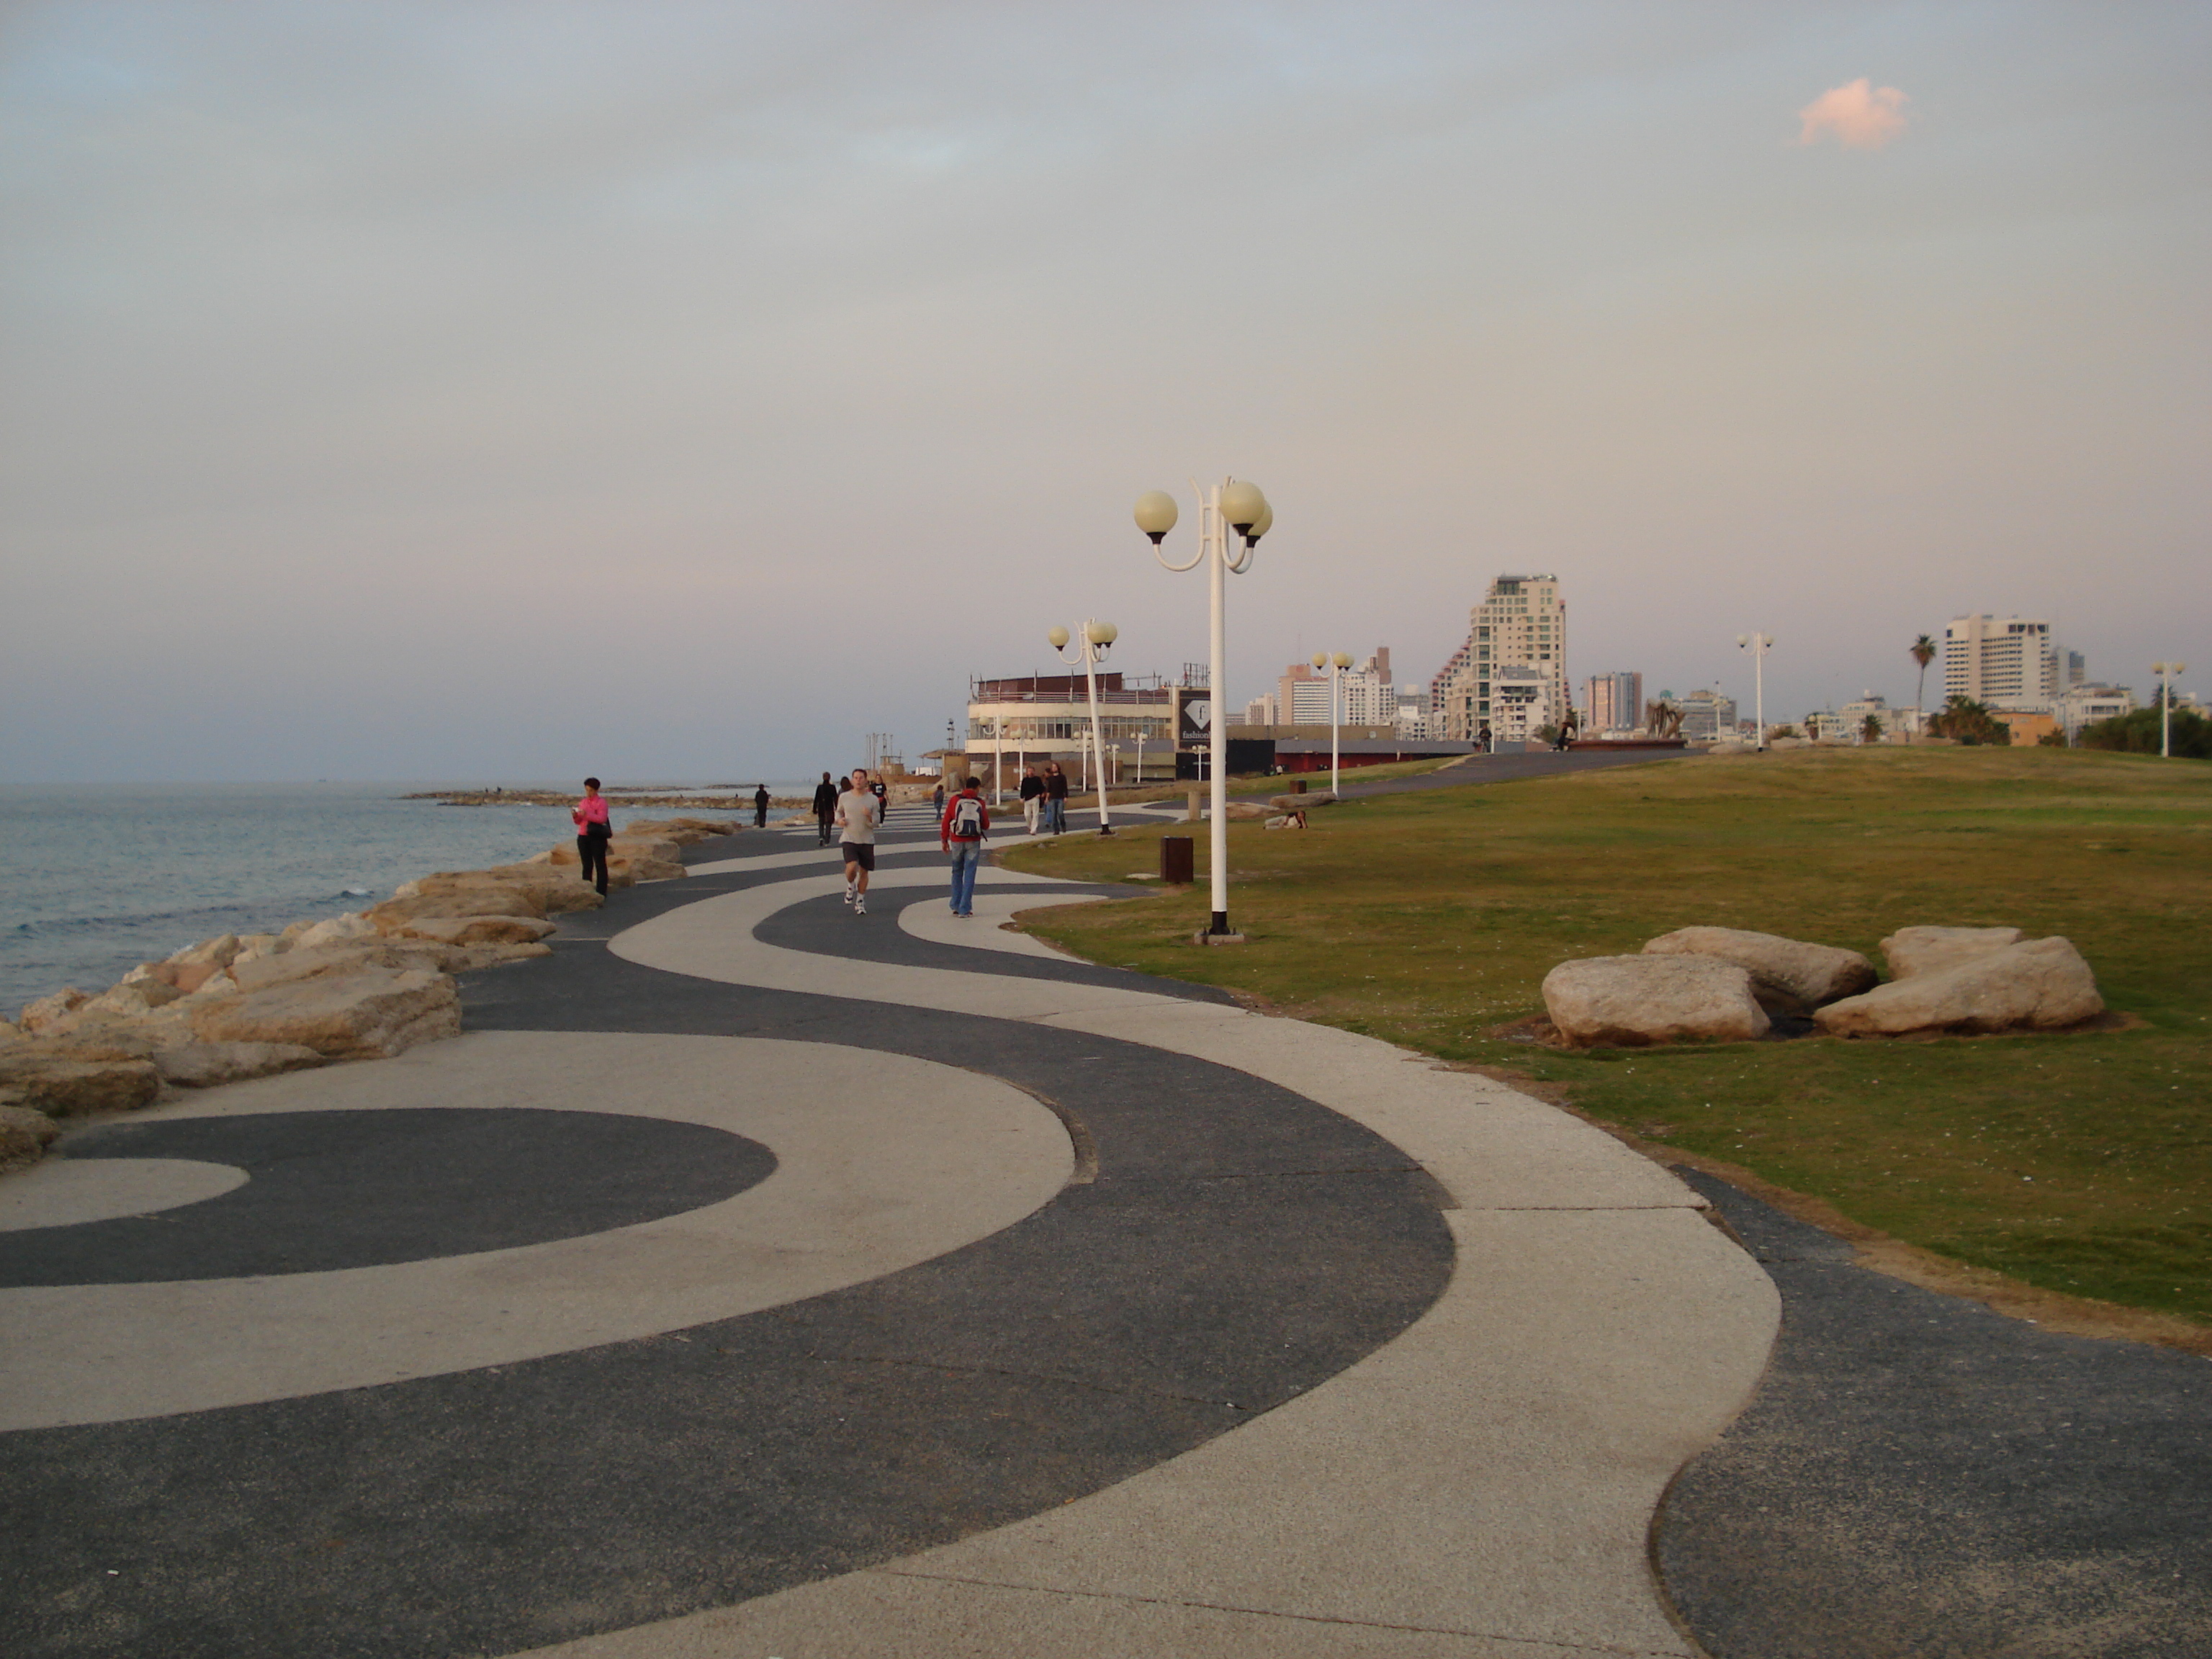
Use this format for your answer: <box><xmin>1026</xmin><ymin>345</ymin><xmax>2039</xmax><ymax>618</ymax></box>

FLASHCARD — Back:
<box><xmin>1044</xmin><ymin>760</ymin><xmax>1069</xmax><ymax>834</ymax></box>
<box><xmin>1019</xmin><ymin>764</ymin><xmax>1046</xmax><ymax>835</ymax></box>
<box><xmin>871</xmin><ymin>770</ymin><xmax>889</xmax><ymax>830</ymax></box>
<box><xmin>932</xmin><ymin>780</ymin><xmax>946</xmax><ymax>820</ymax></box>
<box><xmin>940</xmin><ymin>774</ymin><xmax>991</xmax><ymax>917</ymax></box>
<box><xmin>1554</xmin><ymin>709</ymin><xmax>1579</xmax><ymax>751</ymax></box>
<box><xmin>811</xmin><ymin>771</ymin><xmax>837</xmax><ymax>847</ymax></box>
<box><xmin>1476</xmin><ymin>722</ymin><xmax>1493</xmax><ymax>755</ymax></box>
<box><xmin>572</xmin><ymin>776</ymin><xmax>612</xmax><ymax>896</ymax></box>
<box><xmin>752</xmin><ymin>783</ymin><xmax>770</xmax><ymax>828</ymax></box>
<box><xmin>834</xmin><ymin>768</ymin><xmax>881</xmax><ymax>914</ymax></box>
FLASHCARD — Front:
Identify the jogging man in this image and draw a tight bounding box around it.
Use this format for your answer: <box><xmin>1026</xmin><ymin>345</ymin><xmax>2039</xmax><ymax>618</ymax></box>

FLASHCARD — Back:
<box><xmin>835</xmin><ymin>768</ymin><xmax>881</xmax><ymax>914</ymax></box>
<box><xmin>940</xmin><ymin>775</ymin><xmax>991</xmax><ymax>917</ymax></box>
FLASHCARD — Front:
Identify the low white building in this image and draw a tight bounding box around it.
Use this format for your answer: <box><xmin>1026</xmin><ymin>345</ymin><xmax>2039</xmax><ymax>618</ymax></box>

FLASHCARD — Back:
<box><xmin>2060</xmin><ymin>683</ymin><xmax>2135</xmax><ymax>741</ymax></box>
<box><xmin>1489</xmin><ymin>665</ymin><xmax>1554</xmax><ymax>744</ymax></box>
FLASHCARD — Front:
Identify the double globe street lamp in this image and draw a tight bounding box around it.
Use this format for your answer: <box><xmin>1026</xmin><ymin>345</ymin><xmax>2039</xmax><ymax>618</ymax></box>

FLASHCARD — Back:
<box><xmin>1136</xmin><ymin>478</ymin><xmax>1272</xmax><ymax>940</ymax></box>
<box><xmin>1312</xmin><ymin>650</ymin><xmax>1353</xmax><ymax>796</ymax></box>
<box><xmin>1048</xmin><ymin>619</ymin><xmax>1119</xmax><ymax>836</ymax></box>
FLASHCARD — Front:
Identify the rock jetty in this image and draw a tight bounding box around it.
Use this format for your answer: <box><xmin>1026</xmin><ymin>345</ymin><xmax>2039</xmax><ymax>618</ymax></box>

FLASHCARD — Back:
<box><xmin>0</xmin><ymin>816</ymin><xmax>736</xmax><ymax>1175</ymax></box>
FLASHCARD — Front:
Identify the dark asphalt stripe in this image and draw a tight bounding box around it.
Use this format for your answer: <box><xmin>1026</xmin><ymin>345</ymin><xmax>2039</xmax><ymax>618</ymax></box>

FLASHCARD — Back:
<box><xmin>0</xmin><ymin>881</ymin><xmax>1453</xmax><ymax>1659</ymax></box>
<box><xmin>0</xmin><ymin>1109</ymin><xmax>773</xmax><ymax>1287</ymax></box>
<box><xmin>1655</xmin><ymin>1169</ymin><xmax>2212</xmax><ymax>1659</ymax></box>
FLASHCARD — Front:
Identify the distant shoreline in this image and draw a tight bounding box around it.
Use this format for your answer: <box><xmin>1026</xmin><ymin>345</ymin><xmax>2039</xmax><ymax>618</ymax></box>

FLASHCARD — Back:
<box><xmin>402</xmin><ymin>788</ymin><xmax>814</xmax><ymax>810</ymax></box>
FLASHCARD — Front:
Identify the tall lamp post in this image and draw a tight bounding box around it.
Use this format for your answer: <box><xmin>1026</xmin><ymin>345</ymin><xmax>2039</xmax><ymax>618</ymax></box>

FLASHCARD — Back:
<box><xmin>2152</xmin><ymin>661</ymin><xmax>2189</xmax><ymax>758</ymax></box>
<box><xmin>1049</xmin><ymin>619</ymin><xmax>1120</xmax><ymax>836</ymax></box>
<box><xmin>1313</xmin><ymin>650</ymin><xmax>1352</xmax><ymax>795</ymax></box>
<box><xmin>1737</xmin><ymin>633</ymin><xmax>1773</xmax><ymax>750</ymax></box>
<box><xmin>1136</xmin><ymin>478</ymin><xmax>1272</xmax><ymax>940</ymax></box>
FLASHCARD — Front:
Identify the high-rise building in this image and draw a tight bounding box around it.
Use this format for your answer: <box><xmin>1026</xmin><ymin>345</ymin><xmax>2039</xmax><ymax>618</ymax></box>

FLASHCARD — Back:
<box><xmin>1944</xmin><ymin>614</ymin><xmax>2057</xmax><ymax>706</ymax></box>
<box><xmin>1431</xmin><ymin>575</ymin><xmax>1566</xmax><ymax>740</ymax></box>
<box><xmin>1583</xmin><ymin>670</ymin><xmax>1642</xmax><ymax>734</ymax></box>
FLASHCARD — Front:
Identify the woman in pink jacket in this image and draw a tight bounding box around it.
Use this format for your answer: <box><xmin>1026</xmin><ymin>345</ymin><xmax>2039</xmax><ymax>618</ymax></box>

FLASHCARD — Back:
<box><xmin>572</xmin><ymin>777</ymin><xmax>613</xmax><ymax>896</ymax></box>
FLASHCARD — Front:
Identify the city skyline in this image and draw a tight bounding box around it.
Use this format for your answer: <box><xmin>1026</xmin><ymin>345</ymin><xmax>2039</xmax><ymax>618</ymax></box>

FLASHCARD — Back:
<box><xmin>4</xmin><ymin>4</ymin><xmax>2205</xmax><ymax>781</ymax></box>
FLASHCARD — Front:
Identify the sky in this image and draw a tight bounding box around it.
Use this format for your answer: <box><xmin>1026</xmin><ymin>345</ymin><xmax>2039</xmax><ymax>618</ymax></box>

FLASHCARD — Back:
<box><xmin>3</xmin><ymin>1</ymin><xmax>2206</xmax><ymax>781</ymax></box>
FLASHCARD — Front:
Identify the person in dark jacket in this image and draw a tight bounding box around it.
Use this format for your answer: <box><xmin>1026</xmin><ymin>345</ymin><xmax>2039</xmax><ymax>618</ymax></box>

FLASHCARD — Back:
<box><xmin>1044</xmin><ymin>761</ymin><xmax>1069</xmax><ymax>835</ymax></box>
<box><xmin>811</xmin><ymin>772</ymin><xmax>837</xmax><ymax>846</ymax></box>
<box><xmin>752</xmin><ymin>783</ymin><xmax>770</xmax><ymax>827</ymax></box>
<box><xmin>1018</xmin><ymin>765</ymin><xmax>1046</xmax><ymax>835</ymax></box>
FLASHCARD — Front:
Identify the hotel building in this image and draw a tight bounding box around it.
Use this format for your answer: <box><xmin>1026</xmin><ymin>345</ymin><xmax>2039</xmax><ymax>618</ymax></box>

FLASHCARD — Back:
<box><xmin>1431</xmin><ymin>575</ymin><xmax>1567</xmax><ymax>740</ymax></box>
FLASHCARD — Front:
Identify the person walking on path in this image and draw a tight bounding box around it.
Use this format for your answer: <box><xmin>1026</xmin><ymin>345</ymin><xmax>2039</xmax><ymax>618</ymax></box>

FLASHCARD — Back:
<box><xmin>1476</xmin><ymin>722</ymin><xmax>1493</xmax><ymax>755</ymax></box>
<box><xmin>835</xmin><ymin>768</ymin><xmax>881</xmax><ymax>914</ymax></box>
<box><xmin>940</xmin><ymin>775</ymin><xmax>991</xmax><ymax>917</ymax></box>
<box><xmin>1044</xmin><ymin>760</ymin><xmax>1069</xmax><ymax>835</ymax></box>
<box><xmin>572</xmin><ymin>777</ymin><xmax>613</xmax><ymax>896</ymax></box>
<box><xmin>811</xmin><ymin>772</ymin><xmax>837</xmax><ymax>846</ymax></box>
<box><xmin>1552</xmin><ymin>709</ymin><xmax>1578</xmax><ymax>752</ymax></box>
<box><xmin>932</xmin><ymin>781</ymin><xmax>946</xmax><ymax>821</ymax></box>
<box><xmin>752</xmin><ymin>783</ymin><xmax>770</xmax><ymax>828</ymax></box>
<box><xmin>871</xmin><ymin>771</ymin><xmax>889</xmax><ymax>828</ymax></box>
<box><xmin>1019</xmin><ymin>765</ymin><xmax>1046</xmax><ymax>835</ymax></box>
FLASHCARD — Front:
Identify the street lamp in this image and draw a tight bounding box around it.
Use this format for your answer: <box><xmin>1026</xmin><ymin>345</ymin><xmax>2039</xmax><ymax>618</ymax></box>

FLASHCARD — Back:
<box><xmin>1049</xmin><ymin>618</ymin><xmax>1120</xmax><ymax>835</ymax></box>
<box><xmin>1737</xmin><ymin>633</ymin><xmax>1773</xmax><ymax>750</ymax></box>
<box><xmin>2152</xmin><ymin>661</ymin><xmax>2189</xmax><ymax>758</ymax></box>
<box><xmin>1137</xmin><ymin>478</ymin><xmax>1271</xmax><ymax>940</ymax></box>
<box><xmin>1313</xmin><ymin>651</ymin><xmax>1352</xmax><ymax>796</ymax></box>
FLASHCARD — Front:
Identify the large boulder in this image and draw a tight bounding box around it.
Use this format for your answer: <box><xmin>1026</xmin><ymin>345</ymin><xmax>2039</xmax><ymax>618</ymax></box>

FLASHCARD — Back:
<box><xmin>396</xmin><ymin>865</ymin><xmax>607</xmax><ymax>914</ymax></box>
<box><xmin>189</xmin><ymin>968</ymin><xmax>460</xmax><ymax>1060</ymax></box>
<box><xmin>1642</xmin><ymin>926</ymin><xmax>1878</xmax><ymax>1015</ymax></box>
<box><xmin>1881</xmin><ymin>925</ymin><xmax>2027</xmax><ymax>981</ymax></box>
<box><xmin>1815</xmin><ymin>937</ymin><xmax>2103</xmax><ymax>1038</ymax></box>
<box><xmin>0</xmin><ymin>1049</ymin><xmax>164</xmax><ymax>1117</ymax></box>
<box><xmin>619</xmin><ymin>817</ymin><xmax>737</xmax><ymax>845</ymax></box>
<box><xmin>387</xmin><ymin>914</ymin><xmax>557</xmax><ymax>948</ymax></box>
<box><xmin>17</xmin><ymin>989</ymin><xmax>91</xmax><ymax>1033</ymax></box>
<box><xmin>366</xmin><ymin>889</ymin><xmax>545</xmax><ymax>931</ymax></box>
<box><xmin>291</xmin><ymin>912</ymin><xmax>379</xmax><ymax>951</ymax></box>
<box><xmin>1542</xmin><ymin>956</ymin><xmax>1771</xmax><ymax>1048</ymax></box>
<box><xmin>1</xmin><ymin>1103</ymin><xmax>61</xmax><ymax>1166</ymax></box>
<box><xmin>151</xmin><ymin>1040</ymin><xmax>326</xmax><ymax>1089</ymax></box>
<box><xmin>228</xmin><ymin>942</ymin><xmax>447</xmax><ymax>994</ymax></box>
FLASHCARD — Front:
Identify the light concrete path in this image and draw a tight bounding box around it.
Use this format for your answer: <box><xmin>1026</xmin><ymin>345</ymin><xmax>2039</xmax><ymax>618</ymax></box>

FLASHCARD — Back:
<box><xmin>515</xmin><ymin>856</ymin><xmax>1780</xmax><ymax>1658</ymax></box>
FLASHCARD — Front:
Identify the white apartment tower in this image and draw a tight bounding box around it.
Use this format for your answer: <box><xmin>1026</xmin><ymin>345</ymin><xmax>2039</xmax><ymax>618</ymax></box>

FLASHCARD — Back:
<box><xmin>1944</xmin><ymin>614</ymin><xmax>2058</xmax><ymax>706</ymax></box>
<box><xmin>1434</xmin><ymin>575</ymin><xmax>1566</xmax><ymax>740</ymax></box>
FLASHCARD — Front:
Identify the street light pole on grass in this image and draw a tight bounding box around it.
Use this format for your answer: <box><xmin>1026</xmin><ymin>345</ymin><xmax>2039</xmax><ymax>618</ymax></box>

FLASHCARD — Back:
<box><xmin>1136</xmin><ymin>479</ymin><xmax>1272</xmax><ymax>940</ymax></box>
<box><xmin>2152</xmin><ymin>662</ymin><xmax>2189</xmax><ymax>758</ymax></box>
<box><xmin>1737</xmin><ymin>633</ymin><xmax>1773</xmax><ymax>750</ymax></box>
<box><xmin>1313</xmin><ymin>650</ymin><xmax>1352</xmax><ymax>796</ymax></box>
<box><xmin>1050</xmin><ymin>619</ymin><xmax>1120</xmax><ymax>835</ymax></box>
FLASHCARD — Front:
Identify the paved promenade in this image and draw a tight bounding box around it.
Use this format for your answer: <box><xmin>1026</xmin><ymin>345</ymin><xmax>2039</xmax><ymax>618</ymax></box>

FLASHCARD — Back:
<box><xmin>4</xmin><ymin>757</ymin><xmax>2202</xmax><ymax>1655</ymax></box>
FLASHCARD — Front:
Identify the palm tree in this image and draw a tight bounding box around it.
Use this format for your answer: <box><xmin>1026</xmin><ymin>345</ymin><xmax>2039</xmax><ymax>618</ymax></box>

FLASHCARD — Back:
<box><xmin>1909</xmin><ymin>634</ymin><xmax>1937</xmax><ymax>742</ymax></box>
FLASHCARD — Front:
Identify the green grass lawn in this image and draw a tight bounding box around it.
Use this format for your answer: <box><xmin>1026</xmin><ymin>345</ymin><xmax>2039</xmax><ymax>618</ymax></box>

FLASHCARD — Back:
<box><xmin>1004</xmin><ymin>746</ymin><xmax>2212</xmax><ymax>1336</ymax></box>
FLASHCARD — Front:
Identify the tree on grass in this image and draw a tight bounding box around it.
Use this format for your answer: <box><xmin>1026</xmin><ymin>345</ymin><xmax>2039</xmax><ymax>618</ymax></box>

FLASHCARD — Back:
<box><xmin>2077</xmin><ymin>706</ymin><xmax>2212</xmax><ymax>759</ymax></box>
<box><xmin>1861</xmin><ymin>713</ymin><xmax>1885</xmax><ymax>744</ymax></box>
<box><xmin>1909</xmin><ymin>634</ymin><xmax>1938</xmax><ymax>739</ymax></box>
<box><xmin>1928</xmin><ymin>695</ymin><xmax>2011</xmax><ymax>746</ymax></box>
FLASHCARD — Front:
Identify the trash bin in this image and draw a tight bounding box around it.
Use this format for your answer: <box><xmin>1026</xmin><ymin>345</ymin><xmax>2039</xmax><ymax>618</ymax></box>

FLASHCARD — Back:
<box><xmin>1291</xmin><ymin>778</ymin><xmax>1308</xmax><ymax>793</ymax></box>
<box><xmin>1160</xmin><ymin>836</ymin><xmax>1195</xmax><ymax>885</ymax></box>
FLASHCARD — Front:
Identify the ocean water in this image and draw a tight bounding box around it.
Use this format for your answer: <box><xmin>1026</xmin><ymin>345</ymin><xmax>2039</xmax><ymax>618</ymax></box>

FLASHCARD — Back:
<box><xmin>0</xmin><ymin>783</ymin><xmax>796</xmax><ymax>1017</ymax></box>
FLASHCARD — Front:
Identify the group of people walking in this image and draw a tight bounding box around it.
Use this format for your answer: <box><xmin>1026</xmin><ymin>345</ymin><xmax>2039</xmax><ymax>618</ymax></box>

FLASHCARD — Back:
<box><xmin>1015</xmin><ymin>762</ymin><xmax>1071</xmax><ymax>835</ymax></box>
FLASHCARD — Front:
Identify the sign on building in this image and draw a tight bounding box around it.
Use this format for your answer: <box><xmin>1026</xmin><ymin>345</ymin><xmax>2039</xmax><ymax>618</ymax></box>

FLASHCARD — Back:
<box><xmin>1174</xmin><ymin>685</ymin><xmax>1213</xmax><ymax>747</ymax></box>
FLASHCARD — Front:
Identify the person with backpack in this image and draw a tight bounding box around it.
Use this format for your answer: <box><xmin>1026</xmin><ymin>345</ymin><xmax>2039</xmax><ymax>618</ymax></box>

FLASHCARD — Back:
<box><xmin>811</xmin><ymin>772</ymin><xmax>837</xmax><ymax>846</ymax></box>
<box><xmin>940</xmin><ymin>775</ymin><xmax>991</xmax><ymax>917</ymax></box>
<box><xmin>1018</xmin><ymin>764</ymin><xmax>1046</xmax><ymax>835</ymax></box>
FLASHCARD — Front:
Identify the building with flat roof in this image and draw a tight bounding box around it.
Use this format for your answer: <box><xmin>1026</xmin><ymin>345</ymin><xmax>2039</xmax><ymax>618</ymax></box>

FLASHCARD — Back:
<box><xmin>1945</xmin><ymin>614</ymin><xmax>2057</xmax><ymax>705</ymax></box>
<box><xmin>1583</xmin><ymin>670</ymin><xmax>1642</xmax><ymax>735</ymax></box>
<box><xmin>1431</xmin><ymin>575</ymin><xmax>1566</xmax><ymax>741</ymax></box>
<box><xmin>1677</xmin><ymin>688</ymin><xmax>1737</xmax><ymax>742</ymax></box>
<box><xmin>959</xmin><ymin>670</ymin><xmax>1182</xmax><ymax>788</ymax></box>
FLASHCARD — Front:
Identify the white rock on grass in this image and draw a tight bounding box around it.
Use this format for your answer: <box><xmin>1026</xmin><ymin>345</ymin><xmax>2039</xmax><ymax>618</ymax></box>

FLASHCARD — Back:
<box><xmin>1815</xmin><ymin>936</ymin><xmax>2103</xmax><ymax>1037</ymax></box>
<box><xmin>1881</xmin><ymin>925</ymin><xmax>2027</xmax><ymax>981</ymax></box>
<box><xmin>1542</xmin><ymin>955</ymin><xmax>1771</xmax><ymax>1048</ymax></box>
<box><xmin>189</xmin><ymin>968</ymin><xmax>460</xmax><ymax>1060</ymax></box>
<box><xmin>1642</xmin><ymin>926</ymin><xmax>1878</xmax><ymax>1015</ymax></box>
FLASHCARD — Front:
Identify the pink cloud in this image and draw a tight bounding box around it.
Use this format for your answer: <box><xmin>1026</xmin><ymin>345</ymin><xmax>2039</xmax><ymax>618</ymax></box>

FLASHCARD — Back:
<box><xmin>1797</xmin><ymin>78</ymin><xmax>1909</xmax><ymax>149</ymax></box>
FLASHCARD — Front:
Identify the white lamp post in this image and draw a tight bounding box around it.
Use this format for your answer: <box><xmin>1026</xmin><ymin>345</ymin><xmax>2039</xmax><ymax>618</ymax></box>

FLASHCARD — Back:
<box><xmin>1737</xmin><ymin>633</ymin><xmax>1773</xmax><ymax>750</ymax></box>
<box><xmin>2152</xmin><ymin>661</ymin><xmax>2188</xmax><ymax>757</ymax></box>
<box><xmin>1049</xmin><ymin>619</ymin><xmax>1120</xmax><ymax>836</ymax></box>
<box><xmin>1313</xmin><ymin>650</ymin><xmax>1352</xmax><ymax>796</ymax></box>
<box><xmin>1134</xmin><ymin>727</ymin><xmax>1146</xmax><ymax>792</ymax></box>
<box><xmin>1137</xmin><ymin>479</ymin><xmax>1271</xmax><ymax>940</ymax></box>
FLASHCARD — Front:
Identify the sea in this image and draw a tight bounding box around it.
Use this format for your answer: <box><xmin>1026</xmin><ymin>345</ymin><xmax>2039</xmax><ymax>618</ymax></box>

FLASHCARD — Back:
<box><xmin>1</xmin><ymin>782</ymin><xmax>811</xmax><ymax>1017</ymax></box>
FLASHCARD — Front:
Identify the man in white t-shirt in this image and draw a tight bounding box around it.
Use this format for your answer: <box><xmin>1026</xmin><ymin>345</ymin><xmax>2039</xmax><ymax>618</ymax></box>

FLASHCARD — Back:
<box><xmin>834</xmin><ymin>768</ymin><xmax>881</xmax><ymax>914</ymax></box>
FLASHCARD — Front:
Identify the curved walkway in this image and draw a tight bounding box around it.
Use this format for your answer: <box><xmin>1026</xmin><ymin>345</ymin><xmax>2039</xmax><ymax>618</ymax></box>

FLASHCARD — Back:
<box><xmin>0</xmin><ymin>812</ymin><xmax>1776</xmax><ymax>1659</ymax></box>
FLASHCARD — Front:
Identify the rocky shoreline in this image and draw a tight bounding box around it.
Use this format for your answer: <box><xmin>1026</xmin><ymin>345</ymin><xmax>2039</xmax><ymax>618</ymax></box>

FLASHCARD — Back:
<box><xmin>405</xmin><ymin>788</ymin><xmax>810</xmax><ymax>809</ymax></box>
<box><xmin>0</xmin><ymin>816</ymin><xmax>738</xmax><ymax>1175</ymax></box>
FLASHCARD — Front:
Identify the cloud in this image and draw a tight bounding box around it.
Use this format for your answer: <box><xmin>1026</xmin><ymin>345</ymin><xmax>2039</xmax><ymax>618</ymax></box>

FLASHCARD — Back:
<box><xmin>1797</xmin><ymin>78</ymin><xmax>1908</xmax><ymax>149</ymax></box>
